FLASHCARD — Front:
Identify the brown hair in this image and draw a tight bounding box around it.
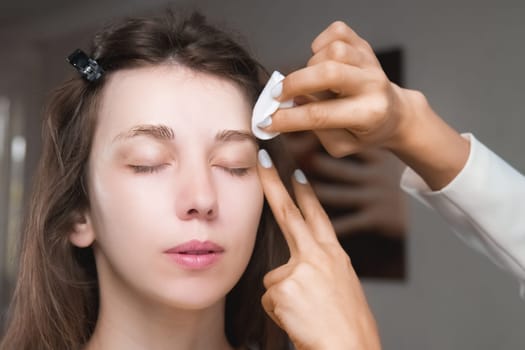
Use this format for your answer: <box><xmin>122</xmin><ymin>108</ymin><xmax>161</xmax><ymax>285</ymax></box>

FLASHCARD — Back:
<box><xmin>1</xmin><ymin>10</ymin><xmax>291</xmax><ymax>350</ymax></box>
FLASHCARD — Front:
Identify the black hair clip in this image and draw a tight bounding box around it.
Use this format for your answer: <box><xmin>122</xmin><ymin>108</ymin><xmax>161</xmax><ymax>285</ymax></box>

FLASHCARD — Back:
<box><xmin>66</xmin><ymin>49</ymin><xmax>104</xmax><ymax>82</ymax></box>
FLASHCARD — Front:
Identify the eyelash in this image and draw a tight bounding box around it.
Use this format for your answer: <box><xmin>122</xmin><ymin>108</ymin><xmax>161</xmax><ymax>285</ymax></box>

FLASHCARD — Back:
<box><xmin>222</xmin><ymin>167</ymin><xmax>249</xmax><ymax>177</ymax></box>
<box><xmin>130</xmin><ymin>164</ymin><xmax>168</xmax><ymax>174</ymax></box>
<box><xmin>129</xmin><ymin>164</ymin><xmax>249</xmax><ymax>177</ymax></box>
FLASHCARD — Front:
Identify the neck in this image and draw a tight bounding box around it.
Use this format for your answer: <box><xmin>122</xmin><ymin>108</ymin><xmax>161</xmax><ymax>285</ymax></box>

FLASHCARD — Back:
<box><xmin>84</xmin><ymin>280</ymin><xmax>233</xmax><ymax>350</ymax></box>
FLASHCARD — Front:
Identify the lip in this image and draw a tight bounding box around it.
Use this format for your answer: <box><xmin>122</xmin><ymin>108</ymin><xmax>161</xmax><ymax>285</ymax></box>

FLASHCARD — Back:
<box><xmin>164</xmin><ymin>240</ymin><xmax>225</xmax><ymax>270</ymax></box>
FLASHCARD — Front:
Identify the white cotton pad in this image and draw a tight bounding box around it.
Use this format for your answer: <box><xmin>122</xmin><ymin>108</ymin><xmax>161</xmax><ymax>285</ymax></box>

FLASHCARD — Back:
<box><xmin>251</xmin><ymin>71</ymin><xmax>294</xmax><ymax>140</ymax></box>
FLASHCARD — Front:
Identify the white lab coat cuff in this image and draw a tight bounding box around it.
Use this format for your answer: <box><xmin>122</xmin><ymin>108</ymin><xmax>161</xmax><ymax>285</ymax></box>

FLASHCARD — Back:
<box><xmin>401</xmin><ymin>133</ymin><xmax>525</xmax><ymax>287</ymax></box>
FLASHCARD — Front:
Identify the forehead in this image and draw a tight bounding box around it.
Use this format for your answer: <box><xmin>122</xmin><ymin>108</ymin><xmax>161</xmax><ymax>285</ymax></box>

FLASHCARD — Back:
<box><xmin>96</xmin><ymin>65</ymin><xmax>252</xmax><ymax>140</ymax></box>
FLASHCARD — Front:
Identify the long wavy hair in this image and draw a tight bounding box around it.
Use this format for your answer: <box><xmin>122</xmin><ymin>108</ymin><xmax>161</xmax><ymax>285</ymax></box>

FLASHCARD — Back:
<box><xmin>0</xmin><ymin>10</ymin><xmax>291</xmax><ymax>350</ymax></box>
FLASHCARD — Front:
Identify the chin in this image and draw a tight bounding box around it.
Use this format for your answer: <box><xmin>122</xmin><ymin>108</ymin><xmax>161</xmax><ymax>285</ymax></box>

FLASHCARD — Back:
<box><xmin>156</xmin><ymin>278</ymin><xmax>237</xmax><ymax>311</ymax></box>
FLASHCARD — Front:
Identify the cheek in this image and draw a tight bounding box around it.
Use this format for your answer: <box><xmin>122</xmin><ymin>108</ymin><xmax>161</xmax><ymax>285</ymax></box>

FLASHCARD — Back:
<box><xmin>219</xmin><ymin>177</ymin><xmax>264</xmax><ymax>247</ymax></box>
<box><xmin>88</xmin><ymin>168</ymin><xmax>172</xmax><ymax>246</ymax></box>
<box><xmin>216</xmin><ymin>178</ymin><xmax>263</xmax><ymax>292</ymax></box>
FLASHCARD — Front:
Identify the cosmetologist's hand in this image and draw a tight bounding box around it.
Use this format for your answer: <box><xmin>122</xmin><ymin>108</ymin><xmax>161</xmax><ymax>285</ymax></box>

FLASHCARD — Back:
<box><xmin>260</xmin><ymin>21</ymin><xmax>417</xmax><ymax>157</ymax></box>
<box><xmin>260</xmin><ymin>20</ymin><xmax>470</xmax><ymax>190</ymax></box>
<box><xmin>256</xmin><ymin>149</ymin><xmax>381</xmax><ymax>350</ymax></box>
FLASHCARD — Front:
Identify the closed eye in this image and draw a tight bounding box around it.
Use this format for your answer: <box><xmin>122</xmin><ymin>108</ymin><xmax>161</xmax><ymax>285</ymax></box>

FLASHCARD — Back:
<box><xmin>221</xmin><ymin>167</ymin><xmax>250</xmax><ymax>177</ymax></box>
<box><xmin>129</xmin><ymin>164</ymin><xmax>169</xmax><ymax>174</ymax></box>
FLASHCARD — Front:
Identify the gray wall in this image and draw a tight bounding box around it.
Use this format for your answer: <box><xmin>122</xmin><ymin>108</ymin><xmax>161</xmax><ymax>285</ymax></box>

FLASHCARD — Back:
<box><xmin>1</xmin><ymin>0</ymin><xmax>525</xmax><ymax>348</ymax></box>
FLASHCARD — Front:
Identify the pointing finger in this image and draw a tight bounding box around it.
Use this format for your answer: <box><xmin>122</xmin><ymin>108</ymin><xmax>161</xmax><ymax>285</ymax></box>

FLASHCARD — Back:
<box><xmin>257</xmin><ymin>149</ymin><xmax>315</xmax><ymax>256</ymax></box>
<box><xmin>277</xmin><ymin>62</ymin><xmax>367</xmax><ymax>102</ymax></box>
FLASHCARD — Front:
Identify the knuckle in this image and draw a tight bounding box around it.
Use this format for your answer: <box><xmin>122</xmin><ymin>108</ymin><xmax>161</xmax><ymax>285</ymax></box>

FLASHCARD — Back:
<box><xmin>375</xmin><ymin>93</ymin><xmax>389</xmax><ymax>113</ymax></box>
<box><xmin>262</xmin><ymin>273</ymin><xmax>272</xmax><ymax>289</ymax></box>
<box><xmin>306</xmin><ymin>54</ymin><xmax>318</xmax><ymax>67</ymax></box>
<box><xmin>358</xmin><ymin>38</ymin><xmax>374</xmax><ymax>52</ymax></box>
<box><xmin>327</xmin><ymin>40</ymin><xmax>348</xmax><ymax>61</ymax></box>
<box><xmin>326</xmin><ymin>146</ymin><xmax>347</xmax><ymax>158</ymax></box>
<box><xmin>282</xmin><ymin>77</ymin><xmax>297</xmax><ymax>97</ymax></box>
<box><xmin>408</xmin><ymin>88</ymin><xmax>428</xmax><ymax>108</ymax></box>
<box><xmin>294</xmin><ymin>261</ymin><xmax>314</xmax><ymax>277</ymax></box>
<box><xmin>343</xmin><ymin>253</ymin><xmax>354</xmax><ymax>270</ymax></box>
<box><xmin>279</xmin><ymin>201</ymin><xmax>301</xmax><ymax>222</ymax></box>
<box><xmin>333</xmin><ymin>246</ymin><xmax>352</xmax><ymax>264</ymax></box>
<box><xmin>365</xmin><ymin>93</ymin><xmax>389</xmax><ymax>123</ymax></box>
<box><xmin>312</xmin><ymin>211</ymin><xmax>331</xmax><ymax>228</ymax></box>
<box><xmin>275</xmin><ymin>279</ymin><xmax>298</xmax><ymax>298</ymax></box>
<box><xmin>318</xmin><ymin>136</ymin><xmax>350</xmax><ymax>157</ymax></box>
<box><xmin>305</xmin><ymin>103</ymin><xmax>328</xmax><ymax>129</ymax></box>
<box><xmin>330</xmin><ymin>21</ymin><xmax>350</xmax><ymax>36</ymax></box>
<box><xmin>320</xmin><ymin>61</ymin><xmax>341</xmax><ymax>82</ymax></box>
<box><xmin>261</xmin><ymin>291</ymin><xmax>270</xmax><ymax>306</ymax></box>
<box><xmin>325</xmin><ymin>142</ymin><xmax>356</xmax><ymax>158</ymax></box>
<box><xmin>378</xmin><ymin>75</ymin><xmax>392</xmax><ymax>92</ymax></box>
<box><xmin>320</xmin><ymin>242</ymin><xmax>352</xmax><ymax>267</ymax></box>
<box><xmin>365</xmin><ymin>71</ymin><xmax>388</xmax><ymax>91</ymax></box>
<box><xmin>310</xmin><ymin>40</ymin><xmax>317</xmax><ymax>53</ymax></box>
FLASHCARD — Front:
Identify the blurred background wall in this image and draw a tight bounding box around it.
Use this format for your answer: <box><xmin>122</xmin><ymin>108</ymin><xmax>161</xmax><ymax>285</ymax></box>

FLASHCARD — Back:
<box><xmin>1</xmin><ymin>0</ymin><xmax>525</xmax><ymax>348</ymax></box>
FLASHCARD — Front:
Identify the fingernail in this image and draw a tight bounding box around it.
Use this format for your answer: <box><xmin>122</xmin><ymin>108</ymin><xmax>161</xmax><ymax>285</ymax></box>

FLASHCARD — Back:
<box><xmin>256</xmin><ymin>115</ymin><xmax>273</xmax><ymax>128</ymax></box>
<box><xmin>293</xmin><ymin>169</ymin><xmax>308</xmax><ymax>184</ymax></box>
<box><xmin>271</xmin><ymin>81</ymin><xmax>282</xmax><ymax>99</ymax></box>
<box><xmin>258</xmin><ymin>149</ymin><xmax>273</xmax><ymax>168</ymax></box>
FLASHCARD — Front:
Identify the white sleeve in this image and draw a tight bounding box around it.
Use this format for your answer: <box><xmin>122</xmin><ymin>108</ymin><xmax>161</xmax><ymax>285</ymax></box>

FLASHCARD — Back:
<box><xmin>400</xmin><ymin>133</ymin><xmax>525</xmax><ymax>286</ymax></box>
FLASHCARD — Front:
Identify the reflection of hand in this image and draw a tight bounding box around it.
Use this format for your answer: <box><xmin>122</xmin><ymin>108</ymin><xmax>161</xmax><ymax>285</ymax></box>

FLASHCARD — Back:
<box><xmin>310</xmin><ymin>149</ymin><xmax>406</xmax><ymax>239</ymax></box>
<box><xmin>283</xmin><ymin>132</ymin><xmax>406</xmax><ymax>239</ymax></box>
<box><xmin>257</xmin><ymin>149</ymin><xmax>381</xmax><ymax>350</ymax></box>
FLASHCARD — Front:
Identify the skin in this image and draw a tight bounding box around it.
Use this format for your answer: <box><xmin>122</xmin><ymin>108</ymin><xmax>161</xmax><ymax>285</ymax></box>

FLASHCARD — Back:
<box><xmin>252</xmin><ymin>20</ymin><xmax>474</xmax><ymax>349</ymax></box>
<box><xmin>67</xmin><ymin>30</ymin><xmax>387</xmax><ymax>349</ymax></box>
<box><xmin>263</xmin><ymin>21</ymin><xmax>470</xmax><ymax>191</ymax></box>
<box><xmin>256</xmin><ymin>150</ymin><xmax>382</xmax><ymax>350</ymax></box>
<box><xmin>69</xmin><ymin>65</ymin><xmax>263</xmax><ymax>350</ymax></box>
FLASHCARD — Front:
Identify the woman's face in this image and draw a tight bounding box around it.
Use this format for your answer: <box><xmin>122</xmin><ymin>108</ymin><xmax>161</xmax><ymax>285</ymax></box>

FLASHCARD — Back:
<box><xmin>77</xmin><ymin>65</ymin><xmax>263</xmax><ymax>310</ymax></box>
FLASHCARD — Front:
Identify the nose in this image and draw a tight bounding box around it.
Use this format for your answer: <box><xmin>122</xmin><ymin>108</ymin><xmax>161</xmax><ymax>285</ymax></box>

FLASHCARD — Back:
<box><xmin>175</xmin><ymin>166</ymin><xmax>218</xmax><ymax>221</ymax></box>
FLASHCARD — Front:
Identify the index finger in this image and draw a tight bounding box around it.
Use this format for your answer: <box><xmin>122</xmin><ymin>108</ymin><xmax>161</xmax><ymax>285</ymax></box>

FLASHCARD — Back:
<box><xmin>257</xmin><ymin>149</ymin><xmax>316</xmax><ymax>256</ymax></box>
<box><xmin>276</xmin><ymin>62</ymin><xmax>366</xmax><ymax>102</ymax></box>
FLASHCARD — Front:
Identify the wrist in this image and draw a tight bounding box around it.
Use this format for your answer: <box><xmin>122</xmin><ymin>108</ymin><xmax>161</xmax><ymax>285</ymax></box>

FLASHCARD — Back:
<box><xmin>385</xmin><ymin>86</ymin><xmax>430</xmax><ymax>158</ymax></box>
<box><xmin>316</xmin><ymin>319</ymin><xmax>382</xmax><ymax>350</ymax></box>
<box><xmin>384</xmin><ymin>87</ymin><xmax>470</xmax><ymax>190</ymax></box>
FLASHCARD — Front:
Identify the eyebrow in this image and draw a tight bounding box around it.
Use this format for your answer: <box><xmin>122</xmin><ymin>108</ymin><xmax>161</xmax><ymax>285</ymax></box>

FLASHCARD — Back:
<box><xmin>113</xmin><ymin>124</ymin><xmax>175</xmax><ymax>142</ymax></box>
<box><xmin>113</xmin><ymin>124</ymin><xmax>257</xmax><ymax>147</ymax></box>
<box><xmin>215</xmin><ymin>129</ymin><xmax>257</xmax><ymax>147</ymax></box>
